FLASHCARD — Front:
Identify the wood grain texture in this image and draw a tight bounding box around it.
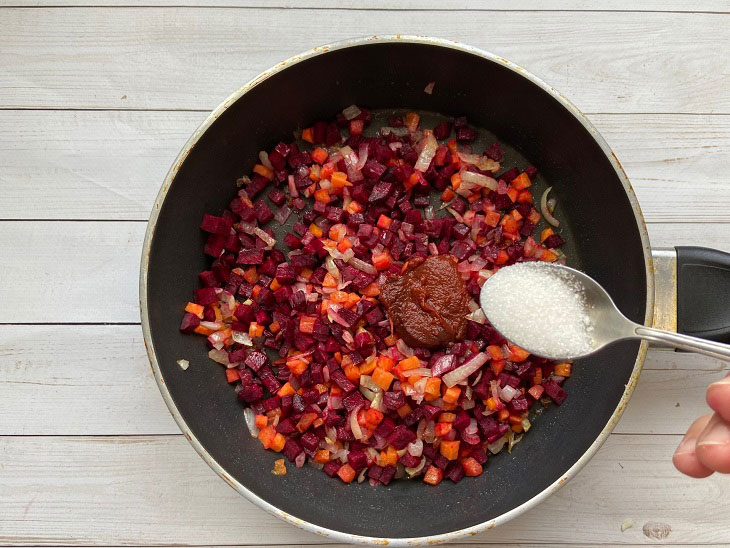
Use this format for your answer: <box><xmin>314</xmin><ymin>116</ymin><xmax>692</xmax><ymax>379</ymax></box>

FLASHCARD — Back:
<box><xmin>0</xmin><ymin>325</ymin><xmax>724</xmax><ymax>436</ymax></box>
<box><xmin>2</xmin><ymin>111</ymin><xmax>730</xmax><ymax>222</ymax></box>
<box><xmin>3</xmin><ymin>220</ymin><xmax>728</xmax><ymax>323</ymax></box>
<box><xmin>1</xmin><ymin>434</ymin><xmax>728</xmax><ymax>545</ymax></box>
<box><xmin>2</xmin><ymin>0</ymin><xmax>729</xmax><ymax>11</ymax></box>
<box><xmin>1</xmin><ymin>8</ymin><xmax>729</xmax><ymax>113</ymax></box>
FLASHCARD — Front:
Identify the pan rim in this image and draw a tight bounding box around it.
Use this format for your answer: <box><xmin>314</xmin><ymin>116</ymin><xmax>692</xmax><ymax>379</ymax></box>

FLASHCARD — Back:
<box><xmin>140</xmin><ymin>34</ymin><xmax>653</xmax><ymax>546</ymax></box>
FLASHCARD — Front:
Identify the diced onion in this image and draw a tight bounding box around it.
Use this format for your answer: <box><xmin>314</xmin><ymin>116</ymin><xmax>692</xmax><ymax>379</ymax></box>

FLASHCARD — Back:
<box><xmin>359</xmin><ymin>375</ymin><xmax>382</xmax><ymax>393</ymax></box>
<box><xmin>258</xmin><ymin>150</ymin><xmax>273</xmax><ymax>170</ymax></box>
<box><xmin>465</xmin><ymin>307</ymin><xmax>486</xmax><ymax>324</ymax></box>
<box><xmin>350</xmin><ymin>406</ymin><xmax>364</xmax><ymax>440</ymax></box>
<box><xmin>342</xmin><ymin>104</ymin><xmax>361</xmax><ymax>120</ymax></box>
<box><xmin>405</xmin><ymin>456</ymin><xmax>427</xmax><ymax>477</ymax></box>
<box><xmin>370</xmin><ymin>391</ymin><xmax>385</xmax><ymax>412</ymax></box>
<box><xmin>356</xmin><ymin>142</ymin><xmax>369</xmax><ymax>171</ymax></box>
<box><xmin>396</xmin><ymin>338</ymin><xmax>414</xmax><ymax>358</ymax></box>
<box><xmin>243</xmin><ymin>408</ymin><xmax>258</xmax><ymax>438</ymax></box>
<box><xmin>177</xmin><ymin>359</ymin><xmax>189</xmax><ymax>371</ymax></box>
<box><xmin>402</xmin><ymin>368</ymin><xmax>432</xmax><ymax>378</ymax></box>
<box><xmin>414</xmin><ymin>133</ymin><xmax>438</xmax><ymax>172</ymax></box>
<box><xmin>295</xmin><ymin>452</ymin><xmax>306</xmax><ymax>468</ymax></box>
<box><xmin>380</xmin><ymin>126</ymin><xmax>410</xmax><ymax>137</ymax></box>
<box><xmin>460</xmin><ymin>169</ymin><xmax>498</xmax><ymax>190</ymax></box>
<box><xmin>488</xmin><ymin>436</ymin><xmax>508</xmax><ymax>454</ymax></box>
<box><xmin>508</xmin><ymin>430</ymin><xmax>524</xmax><ymax>453</ymax></box>
<box><xmin>500</xmin><ymin>384</ymin><xmax>520</xmax><ymax>402</ymax></box>
<box><xmin>231</xmin><ymin>331</ymin><xmax>253</xmax><ymax>346</ymax></box>
<box><xmin>208</xmin><ymin>348</ymin><xmax>230</xmax><ymax>366</ymax></box>
<box><xmin>347</xmin><ymin>256</ymin><xmax>377</xmax><ymax>275</ymax></box>
<box><xmin>274</xmin><ymin>205</ymin><xmax>292</xmax><ymax>225</ymax></box>
<box><xmin>287</xmin><ymin>174</ymin><xmax>298</xmax><ymax>198</ymax></box>
<box><xmin>541</xmin><ymin>186</ymin><xmax>560</xmax><ymax>227</ymax></box>
<box><xmin>443</xmin><ymin>352</ymin><xmax>488</xmax><ymax>387</ymax></box>
<box><xmin>423</xmin><ymin>81</ymin><xmax>435</xmax><ymax>95</ymax></box>
<box><xmin>407</xmin><ymin>439</ymin><xmax>423</xmax><ymax>457</ymax></box>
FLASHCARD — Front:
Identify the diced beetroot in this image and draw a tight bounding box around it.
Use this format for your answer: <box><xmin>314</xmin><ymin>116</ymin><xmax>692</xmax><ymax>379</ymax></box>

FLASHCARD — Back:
<box><xmin>433</xmin><ymin>121</ymin><xmax>453</xmax><ymax>140</ymax></box>
<box><xmin>245</xmin><ymin>350</ymin><xmax>267</xmax><ymax>372</ymax></box>
<box><xmin>484</xmin><ymin>142</ymin><xmax>504</xmax><ymax>161</ymax></box>
<box><xmin>543</xmin><ymin>234</ymin><xmax>565</xmax><ymax>248</ymax></box>
<box><xmin>200</xmin><ymin>214</ymin><xmax>231</xmax><ymax>235</ymax></box>
<box><xmin>543</xmin><ymin>380</ymin><xmax>567</xmax><ymax>405</ymax></box>
<box><xmin>368</xmin><ymin>464</ymin><xmax>383</xmax><ymax>481</ymax></box>
<box><xmin>300</xmin><ymin>431</ymin><xmax>319</xmax><ymax>453</ymax></box>
<box><xmin>238</xmin><ymin>383</ymin><xmax>263</xmax><ymax>403</ymax></box>
<box><xmin>204</xmin><ymin>234</ymin><xmax>225</xmax><ymax>257</ymax></box>
<box><xmin>179</xmin><ymin>312</ymin><xmax>200</xmax><ymax>333</ymax></box>
<box><xmin>282</xmin><ymin>439</ymin><xmax>303</xmax><ymax>462</ymax></box>
<box><xmin>343</xmin><ymin>391</ymin><xmax>366</xmax><ymax>412</ymax></box>
<box><xmin>368</xmin><ymin>181</ymin><xmax>393</xmax><ymax>202</ymax></box>
<box><xmin>253</xmin><ymin>200</ymin><xmax>274</xmax><ymax>224</ymax></box>
<box><xmin>452</xmin><ymin>411</ymin><xmax>471</xmax><ymax>432</ymax></box>
<box><xmin>193</xmin><ymin>287</ymin><xmax>218</xmax><ymax>305</ymax></box>
<box><xmin>276</xmin><ymin>418</ymin><xmax>296</xmax><ymax>436</ymax></box>
<box><xmin>268</xmin><ymin>188</ymin><xmax>286</xmax><ymax>206</ymax></box>
<box><xmin>387</xmin><ymin>425</ymin><xmax>416</xmax><ymax>449</ymax></box>
<box><xmin>348</xmin><ymin>450</ymin><xmax>368</xmax><ymax>471</ymax></box>
<box><xmin>236</xmin><ymin>248</ymin><xmax>264</xmax><ymax>265</ymax></box>
<box><xmin>275</xmin><ymin>263</ymin><xmax>296</xmax><ymax>285</ymax></box>
<box><xmin>456</xmin><ymin>127</ymin><xmax>476</xmax><ymax>142</ymax></box>
<box><xmin>330</xmin><ymin>369</ymin><xmax>356</xmax><ymax>393</ymax></box>
<box><xmin>323</xmin><ymin>460</ymin><xmax>341</xmax><ymax>477</ymax></box>
<box><xmin>258</xmin><ymin>367</ymin><xmax>281</xmax><ymax>393</ymax></box>
<box><xmin>433</xmin><ymin>454</ymin><xmax>449</xmax><ymax>470</ymax></box>
<box><xmin>445</xmin><ymin>462</ymin><xmax>465</xmax><ymax>483</ymax></box>
<box><xmin>400</xmin><ymin>452</ymin><xmax>421</xmax><ymax>468</ymax></box>
<box><xmin>379</xmin><ymin>465</ymin><xmax>396</xmax><ymax>486</ymax></box>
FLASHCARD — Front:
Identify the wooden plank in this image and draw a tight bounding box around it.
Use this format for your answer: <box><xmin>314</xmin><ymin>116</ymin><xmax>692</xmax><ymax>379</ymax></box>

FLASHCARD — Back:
<box><xmin>2</xmin><ymin>0</ymin><xmax>728</xmax><ymax>11</ymax></box>
<box><xmin>2</xmin><ymin>220</ymin><xmax>729</xmax><ymax>323</ymax></box>
<box><xmin>1</xmin><ymin>434</ymin><xmax>728</xmax><ymax>545</ymax></box>
<box><xmin>2</xmin><ymin>111</ymin><xmax>730</xmax><ymax>222</ymax></box>
<box><xmin>0</xmin><ymin>324</ymin><xmax>724</xmax><ymax>436</ymax></box>
<box><xmin>0</xmin><ymin>9</ymin><xmax>729</xmax><ymax>113</ymax></box>
<box><xmin>0</xmin><ymin>221</ymin><xmax>144</xmax><ymax>323</ymax></box>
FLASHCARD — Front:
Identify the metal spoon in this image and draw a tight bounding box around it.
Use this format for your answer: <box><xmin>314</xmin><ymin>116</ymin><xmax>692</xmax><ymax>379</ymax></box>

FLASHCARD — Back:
<box><xmin>480</xmin><ymin>262</ymin><xmax>730</xmax><ymax>362</ymax></box>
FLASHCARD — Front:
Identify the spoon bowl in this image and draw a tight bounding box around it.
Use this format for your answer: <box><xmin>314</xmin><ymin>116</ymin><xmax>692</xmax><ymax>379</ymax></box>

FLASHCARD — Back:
<box><xmin>480</xmin><ymin>262</ymin><xmax>730</xmax><ymax>362</ymax></box>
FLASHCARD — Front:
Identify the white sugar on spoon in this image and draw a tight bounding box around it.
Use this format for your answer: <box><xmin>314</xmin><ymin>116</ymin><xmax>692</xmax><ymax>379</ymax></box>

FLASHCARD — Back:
<box><xmin>480</xmin><ymin>262</ymin><xmax>593</xmax><ymax>359</ymax></box>
<box><xmin>480</xmin><ymin>261</ymin><xmax>730</xmax><ymax>362</ymax></box>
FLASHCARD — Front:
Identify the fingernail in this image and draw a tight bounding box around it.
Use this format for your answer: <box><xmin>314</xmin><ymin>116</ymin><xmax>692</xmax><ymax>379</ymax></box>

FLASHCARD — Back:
<box><xmin>697</xmin><ymin>417</ymin><xmax>730</xmax><ymax>446</ymax></box>
<box><xmin>675</xmin><ymin>434</ymin><xmax>699</xmax><ymax>455</ymax></box>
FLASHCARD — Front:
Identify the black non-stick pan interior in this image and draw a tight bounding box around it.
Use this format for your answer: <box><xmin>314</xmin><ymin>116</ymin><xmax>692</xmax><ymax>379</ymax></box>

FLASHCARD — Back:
<box><xmin>145</xmin><ymin>41</ymin><xmax>646</xmax><ymax>539</ymax></box>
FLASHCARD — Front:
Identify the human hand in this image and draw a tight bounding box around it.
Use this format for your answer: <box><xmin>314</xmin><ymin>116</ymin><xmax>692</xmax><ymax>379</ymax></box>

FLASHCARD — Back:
<box><xmin>673</xmin><ymin>373</ymin><xmax>730</xmax><ymax>477</ymax></box>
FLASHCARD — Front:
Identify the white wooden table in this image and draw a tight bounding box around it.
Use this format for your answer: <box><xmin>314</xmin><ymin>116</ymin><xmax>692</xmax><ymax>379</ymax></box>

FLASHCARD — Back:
<box><xmin>2</xmin><ymin>2</ymin><xmax>730</xmax><ymax>546</ymax></box>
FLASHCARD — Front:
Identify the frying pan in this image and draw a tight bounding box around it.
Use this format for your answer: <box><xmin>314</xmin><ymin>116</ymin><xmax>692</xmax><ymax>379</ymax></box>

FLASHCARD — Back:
<box><xmin>140</xmin><ymin>36</ymin><xmax>730</xmax><ymax>545</ymax></box>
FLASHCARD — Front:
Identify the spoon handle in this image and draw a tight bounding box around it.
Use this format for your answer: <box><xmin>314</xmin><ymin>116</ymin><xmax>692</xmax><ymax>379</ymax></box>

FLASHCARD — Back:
<box><xmin>635</xmin><ymin>326</ymin><xmax>730</xmax><ymax>362</ymax></box>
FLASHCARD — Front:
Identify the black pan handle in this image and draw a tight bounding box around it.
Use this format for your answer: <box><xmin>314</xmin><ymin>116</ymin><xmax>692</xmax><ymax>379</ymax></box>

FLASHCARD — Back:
<box><xmin>676</xmin><ymin>246</ymin><xmax>730</xmax><ymax>343</ymax></box>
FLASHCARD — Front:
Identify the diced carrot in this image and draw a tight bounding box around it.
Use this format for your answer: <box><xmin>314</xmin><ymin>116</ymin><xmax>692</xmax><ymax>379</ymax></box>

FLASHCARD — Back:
<box><xmin>498</xmin><ymin>408</ymin><xmax>510</xmax><ymax>421</ymax></box>
<box><xmin>508</xmin><ymin>344</ymin><xmax>530</xmax><ymax>362</ymax></box>
<box><xmin>243</xmin><ymin>266</ymin><xmax>259</xmax><ymax>284</ymax></box>
<box><xmin>495</xmin><ymin>249</ymin><xmax>510</xmax><ymax>265</ymax></box>
<box><xmin>286</xmin><ymin>359</ymin><xmax>307</xmax><ymax>375</ymax></box>
<box><xmin>405</xmin><ymin>112</ymin><xmax>420</xmax><ymax>132</ymax></box>
<box><xmin>484</xmin><ymin>209</ymin><xmax>501</xmax><ymax>227</ymax></box>
<box><xmin>462</xmin><ymin>457</ymin><xmax>483</xmax><ymax>477</ymax></box>
<box><xmin>423</xmin><ymin>377</ymin><xmax>442</xmax><ymax>401</ymax></box>
<box><xmin>508</xmin><ymin>414</ymin><xmax>524</xmax><ymax>426</ymax></box>
<box><xmin>490</xmin><ymin>359</ymin><xmax>506</xmax><ymax>376</ymax></box>
<box><xmin>254</xmin><ymin>414</ymin><xmax>268</xmax><ymax>430</ymax></box>
<box><xmin>398</xmin><ymin>356</ymin><xmax>421</xmax><ymax>371</ymax></box>
<box><xmin>193</xmin><ymin>324</ymin><xmax>215</xmax><ymax>336</ymax></box>
<box><xmin>277</xmin><ymin>382</ymin><xmax>296</xmax><ymax>398</ymax></box>
<box><xmin>533</xmin><ymin>367</ymin><xmax>543</xmax><ymax>386</ymax></box>
<box><xmin>320</xmin><ymin>162</ymin><xmax>335</xmax><ymax>181</ymax></box>
<box><xmin>486</xmin><ymin>397</ymin><xmax>500</xmax><ymax>411</ymax></box>
<box><xmin>322</xmin><ymin>273</ymin><xmax>338</xmax><ymax>288</ymax></box>
<box><xmin>511</xmin><ymin>208</ymin><xmax>523</xmax><ymax>221</ymax></box>
<box><xmin>253</xmin><ymin>164</ymin><xmax>274</xmax><ymax>180</ymax></box>
<box><xmin>328</xmin><ymin>223</ymin><xmax>346</xmax><ymax>242</ymax></box>
<box><xmin>447</xmin><ymin>138</ymin><xmax>458</xmax><ymax>155</ymax></box>
<box><xmin>331</xmin><ymin>171</ymin><xmax>351</xmax><ymax>190</ymax></box>
<box><xmin>442</xmin><ymin>385</ymin><xmax>461</xmax><ymax>405</ymax></box>
<box><xmin>268</xmin><ymin>432</ymin><xmax>285</xmax><ymax>453</ymax></box>
<box><xmin>378</xmin><ymin>355</ymin><xmax>395</xmax><ymax>372</ymax></box>
<box><xmin>311</xmin><ymin>147</ymin><xmax>328</xmax><ymax>165</ymax></box>
<box><xmin>185</xmin><ymin>302</ymin><xmax>205</xmax><ymax>318</ymax></box>
<box><xmin>377</xmin><ymin>214</ymin><xmax>392</xmax><ymax>230</ymax></box>
<box><xmin>517</xmin><ymin>189</ymin><xmax>533</xmax><ymax>204</ymax></box>
<box><xmin>441</xmin><ymin>188</ymin><xmax>455</xmax><ymax>202</ymax></box>
<box><xmin>486</xmin><ymin>345</ymin><xmax>504</xmax><ymax>360</ymax></box>
<box><xmin>500</xmin><ymin>215</ymin><xmax>519</xmax><ymax>233</ymax></box>
<box><xmin>450</xmin><ymin>172</ymin><xmax>462</xmax><ymax>190</ymax></box>
<box><xmin>345</xmin><ymin>292</ymin><xmax>360</xmax><ymax>309</ymax></box>
<box><xmin>330</xmin><ymin>290</ymin><xmax>348</xmax><ymax>304</ymax></box>
<box><xmin>296</xmin><ymin>412</ymin><xmax>317</xmax><ymax>433</ymax></box>
<box><xmin>349</xmin><ymin>119</ymin><xmax>364</xmax><ymax>136</ymax></box>
<box><xmin>507</xmin><ymin>187</ymin><xmax>519</xmax><ymax>203</ymax></box>
<box><xmin>346</xmin><ymin>200</ymin><xmax>363</xmax><ymax>214</ymax></box>
<box><xmin>299</xmin><ymin>315</ymin><xmax>316</xmax><ymax>334</ymax></box>
<box><xmin>439</xmin><ymin>412</ymin><xmax>457</xmax><ymax>423</ymax></box>
<box><xmin>511</xmin><ymin>423</ymin><xmax>524</xmax><ymax>433</ymax></box>
<box><xmin>269</xmin><ymin>321</ymin><xmax>280</xmax><ymax>334</ymax></box>
<box><xmin>248</xmin><ymin>322</ymin><xmax>264</xmax><ymax>338</ymax></box>
<box><xmin>397</xmin><ymin>403</ymin><xmax>412</xmax><ymax>418</ymax></box>
<box><xmin>314</xmin><ymin>189</ymin><xmax>330</xmax><ymax>204</ymax></box>
<box><xmin>434</xmin><ymin>422</ymin><xmax>452</xmax><ymax>437</ymax></box>
<box><xmin>333</xmin><ymin>351</ymin><xmax>343</xmax><ymax>364</ymax></box>
<box><xmin>385</xmin><ymin>445</ymin><xmax>399</xmax><ymax>466</ymax></box>
<box><xmin>257</xmin><ymin>425</ymin><xmax>277</xmax><ymax>449</ymax></box>
<box><xmin>361</xmin><ymin>282</ymin><xmax>380</xmax><ymax>297</ymax></box>
<box><xmin>313</xmin><ymin>449</ymin><xmax>330</xmax><ymax>464</ymax></box>
<box><xmin>540</xmin><ymin>228</ymin><xmax>554</xmax><ymax>242</ymax></box>
<box><xmin>405</xmin><ymin>171</ymin><xmax>421</xmax><ymax>191</ymax></box>
<box><xmin>372</xmin><ymin>250</ymin><xmax>392</xmax><ymax>271</ymax></box>
<box><xmin>359</xmin><ymin>359</ymin><xmax>377</xmax><ymax>376</ymax></box>
<box><xmin>337</xmin><ymin>237</ymin><xmax>353</xmax><ymax>253</ymax></box>
<box><xmin>511</xmin><ymin>172</ymin><xmax>532</xmax><ymax>190</ymax></box>
<box><xmin>337</xmin><ymin>463</ymin><xmax>356</xmax><ymax>483</ymax></box>
<box><xmin>528</xmin><ymin>384</ymin><xmax>544</xmax><ymax>400</ymax></box>
<box><xmin>225</xmin><ymin>369</ymin><xmax>239</xmax><ymax>383</ymax></box>
<box><xmin>308</xmin><ymin>223</ymin><xmax>323</xmax><ymax>238</ymax></box>
<box><xmin>365</xmin><ymin>408</ymin><xmax>384</xmax><ymax>426</ymax></box>
<box><xmin>301</xmin><ymin>127</ymin><xmax>314</xmax><ymax>143</ymax></box>
<box><xmin>344</xmin><ymin>364</ymin><xmax>361</xmax><ymax>383</ymax></box>
<box><xmin>434</xmin><ymin>145</ymin><xmax>448</xmax><ymax>166</ymax></box>
<box><xmin>541</xmin><ymin>249</ymin><xmax>558</xmax><ymax>262</ymax></box>
<box><xmin>554</xmin><ymin>363</ymin><xmax>572</xmax><ymax>377</ymax></box>
<box><xmin>439</xmin><ymin>440</ymin><xmax>460</xmax><ymax>460</ymax></box>
<box><xmin>423</xmin><ymin>465</ymin><xmax>443</xmax><ymax>485</ymax></box>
